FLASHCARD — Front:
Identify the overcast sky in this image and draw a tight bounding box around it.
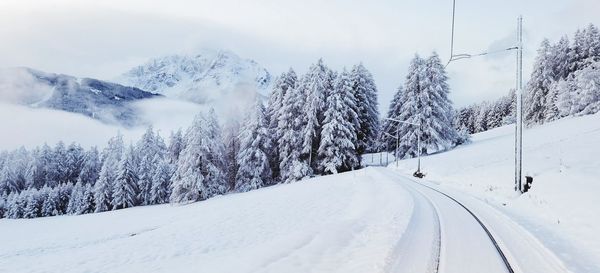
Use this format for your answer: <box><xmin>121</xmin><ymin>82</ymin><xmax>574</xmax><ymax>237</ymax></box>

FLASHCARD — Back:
<box><xmin>1</xmin><ymin>0</ymin><xmax>599</xmax><ymax>111</ymax></box>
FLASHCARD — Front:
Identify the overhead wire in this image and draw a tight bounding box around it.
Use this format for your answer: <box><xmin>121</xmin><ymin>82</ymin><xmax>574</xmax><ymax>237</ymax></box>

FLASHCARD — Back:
<box><xmin>447</xmin><ymin>0</ymin><xmax>457</xmax><ymax>67</ymax></box>
<box><xmin>445</xmin><ymin>0</ymin><xmax>517</xmax><ymax>67</ymax></box>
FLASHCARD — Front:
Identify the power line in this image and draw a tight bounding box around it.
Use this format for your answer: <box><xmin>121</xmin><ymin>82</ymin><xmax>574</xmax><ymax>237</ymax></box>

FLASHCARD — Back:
<box><xmin>448</xmin><ymin>46</ymin><xmax>519</xmax><ymax>64</ymax></box>
<box><xmin>448</xmin><ymin>0</ymin><xmax>456</xmax><ymax>66</ymax></box>
<box><xmin>446</xmin><ymin>0</ymin><xmax>517</xmax><ymax>67</ymax></box>
<box><xmin>443</xmin><ymin>0</ymin><xmax>525</xmax><ymax>193</ymax></box>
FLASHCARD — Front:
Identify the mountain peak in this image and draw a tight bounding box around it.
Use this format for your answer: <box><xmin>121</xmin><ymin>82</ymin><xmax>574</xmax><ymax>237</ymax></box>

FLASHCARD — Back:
<box><xmin>117</xmin><ymin>50</ymin><xmax>271</xmax><ymax>104</ymax></box>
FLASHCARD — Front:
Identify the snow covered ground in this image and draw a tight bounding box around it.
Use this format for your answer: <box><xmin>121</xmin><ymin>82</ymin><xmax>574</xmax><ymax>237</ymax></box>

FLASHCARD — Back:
<box><xmin>2</xmin><ymin>113</ymin><xmax>599</xmax><ymax>273</ymax></box>
<box><xmin>0</xmin><ymin>170</ymin><xmax>413</xmax><ymax>273</ymax></box>
<box><xmin>392</xmin><ymin>113</ymin><xmax>600</xmax><ymax>272</ymax></box>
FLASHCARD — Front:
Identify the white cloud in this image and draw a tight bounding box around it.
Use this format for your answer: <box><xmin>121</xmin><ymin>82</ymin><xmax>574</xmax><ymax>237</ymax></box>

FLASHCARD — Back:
<box><xmin>0</xmin><ymin>68</ymin><xmax>54</xmax><ymax>105</ymax></box>
<box><xmin>0</xmin><ymin>103</ymin><xmax>123</xmax><ymax>150</ymax></box>
<box><xmin>0</xmin><ymin>94</ymin><xmax>255</xmax><ymax>150</ymax></box>
<box><xmin>0</xmin><ymin>0</ymin><xmax>599</xmax><ymax>111</ymax></box>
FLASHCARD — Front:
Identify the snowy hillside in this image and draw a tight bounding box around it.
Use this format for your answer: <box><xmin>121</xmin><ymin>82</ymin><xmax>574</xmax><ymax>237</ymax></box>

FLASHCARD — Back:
<box><xmin>0</xmin><ymin>169</ymin><xmax>412</xmax><ymax>273</ymax></box>
<box><xmin>0</xmin><ymin>67</ymin><xmax>160</xmax><ymax>127</ymax></box>
<box><xmin>117</xmin><ymin>50</ymin><xmax>272</xmax><ymax>104</ymax></box>
<box><xmin>392</xmin><ymin>113</ymin><xmax>600</xmax><ymax>271</ymax></box>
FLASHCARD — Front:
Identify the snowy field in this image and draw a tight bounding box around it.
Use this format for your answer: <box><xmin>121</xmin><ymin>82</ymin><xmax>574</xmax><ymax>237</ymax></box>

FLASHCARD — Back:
<box><xmin>393</xmin><ymin>113</ymin><xmax>600</xmax><ymax>272</ymax></box>
<box><xmin>1</xmin><ymin>114</ymin><xmax>599</xmax><ymax>273</ymax></box>
<box><xmin>0</xmin><ymin>170</ymin><xmax>412</xmax><ymax>273</ymax></box>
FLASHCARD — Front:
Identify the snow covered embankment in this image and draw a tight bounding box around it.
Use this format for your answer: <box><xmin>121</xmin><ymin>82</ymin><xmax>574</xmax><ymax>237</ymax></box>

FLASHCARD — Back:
<box><xmin>0</xmin><ymin>169</ymin><xmax>412</xmax><ymax>273</ymax></box>
<box><xmin>392</xmin><ymin>113</ymin><xmax>600</xmax><ymax>272</ymax></box>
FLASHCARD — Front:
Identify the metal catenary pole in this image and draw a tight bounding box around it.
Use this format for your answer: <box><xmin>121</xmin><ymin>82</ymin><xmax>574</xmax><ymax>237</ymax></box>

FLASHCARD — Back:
<box><xmin>417</xmin><ymin>130</ymin><xmax>421</xmax><ymax>173</ymax></box>
<box><xmin>445</xmin><ymin>0</ymin><xmax>524</xmax><ymax>192</ymax></box>
<box><xmin>515</xmin><ymin>15</ymin><xmax>524</xmax><ymax>193</ymax></box>
<box><xmin>396</xmin><ymin>126</ymin><xmax>400</xmax><ymax>167</ymax></box>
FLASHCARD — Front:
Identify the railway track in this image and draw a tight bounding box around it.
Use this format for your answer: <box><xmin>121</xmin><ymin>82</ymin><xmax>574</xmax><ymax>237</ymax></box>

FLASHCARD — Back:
<box><xmin>383</xmin><ymin>168</ymin><xmax>516</xmax><ymax>273</ymax></box>
<box><xmin>415</xmin><ymin>182</ymin><xmax>515</xmax><ymax>273</ymax></box>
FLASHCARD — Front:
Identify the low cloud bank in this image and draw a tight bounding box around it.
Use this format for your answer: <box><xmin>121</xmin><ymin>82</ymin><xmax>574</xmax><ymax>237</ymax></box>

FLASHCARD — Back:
<box><xmin>0</xmin><ymin>97</ymin><xmax>205</xmax><ymax>150</ymax></box>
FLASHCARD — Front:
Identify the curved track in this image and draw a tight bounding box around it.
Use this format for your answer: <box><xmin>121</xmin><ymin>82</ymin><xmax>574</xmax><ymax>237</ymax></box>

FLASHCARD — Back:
<box><xmin>385</xmin><ymin>177</ymin><xmax>441</xmax><ymax>273</ymax></box>
<box><xmin>381</xmin><ymin>168</ymin><xmax>514</xmax><ymax>273</ymax></box>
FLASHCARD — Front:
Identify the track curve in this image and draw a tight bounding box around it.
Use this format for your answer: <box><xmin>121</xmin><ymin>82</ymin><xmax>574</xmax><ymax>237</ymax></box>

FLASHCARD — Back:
<box><xmin>380</xmin><ymin>168</ymin><xmax>514</xmax><ymax>273</ymax></box>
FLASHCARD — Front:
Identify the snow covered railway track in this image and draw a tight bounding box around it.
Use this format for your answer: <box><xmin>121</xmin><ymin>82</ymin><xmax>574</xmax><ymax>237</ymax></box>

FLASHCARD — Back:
<box><xmin>415</xmin><ymin>182</ymin><xmax>515</xmax><ymax>273</ymax></box>
<box><xmin>381</xmin><ymin>168</ymin><xmax>516</xmax><ymax>273</ymax></box>
<box><xmin>385</xmin><ymin>177</ymin><xmax>441</xmax><ymax>273</ymax></box>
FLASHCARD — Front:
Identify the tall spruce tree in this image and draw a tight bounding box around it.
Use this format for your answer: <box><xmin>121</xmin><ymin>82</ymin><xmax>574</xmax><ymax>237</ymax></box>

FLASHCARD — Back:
<box><xmin>318</xmin><ymin>69</ymin><xmax>359</xmax><ymax>174</ymax></box>
<box><xmin>574</xmin><ymin>61</ymin><xmax>600</xmax><ymax>115</ymax></box>
<box><xmin>168</xmin><ymin>129</ymin><xmax>184</xmax><ymax>164</ymax></box>
<box><xmin>551</xmin><ymin>36</ymin><xmax>571</xmax><ymax>80</ymax></box>
<box><xmin>77</xmin><ymin>146</ymin><xmax>101</xmax><ymax>185</ymax></box>
<box><xmin>350</xmin><ymin>63</ymin><xmax>380</xmax><ymax>155</ymax></box>
<box><xmin>171</xmin><ymin>110</ymin><xmax>227</xmax><ymax>203</ymax></box>
<box><xmin>170</xmin><ymin>114</ymin><xmax>207</xmax><ymax>203</ymax></box>
<box><xmin>65</xmin><ymin>142</ymin><xmax>85</xmax><ymax>184</ymax></box>
<box><xmin>112</xmin><ymin>145</ymin><xmax>139</xmax><ymax>210</ymax></box>
<box><xmin>67</xmin><ymin>181</ymin><xmax>85</xmax><ymax>215</ymax></box>
<box><xmin>235</xmin><ymin>100</ymin><xmax>273</xmax><ymax>192</ymax></box>
<box><xmin>277</xmin><ymin>82</ymin><xmax>312</xmax><ymax>183</ymax></box>
<box><xmin>391</xmin><ymin>53</ymin><xmax>458</xmax><ymax>158</ymax></box>
<box><xmin>397</xmin><ymin>54</ymin><xmax>426</xmax><ymax>158</ymax></box>
<box><xmin>223</xmin><ymin>120</ymin><xmax>240</xmax><ymax>190</ymax></box>
<box><xmin>300</xmin><ymin>59</ymin><xmax>333</xmax><ymax>170</ymax></box>
<box><xmin>267</xmin><ymin>68</ymin><xmax>297</xmax><ymax>181</ymax></box>
<box><xmin>383</xmin><ymin>87</ymin><xmax>405</xmax><ymax>152</ymax></box>
<box><xmin>526</xmin><ymin>39</ymin><xmax>555</xmax><ymax>125</ymax></box>
<box><xmin>150</xmin><ymin>155</ymin><xmax>171</xmax><ymax>204</ymax></box>
<box><xmin>203</xmin><ymin>109</ymin><xmax>228</xmax><ymax>198</ymax></box>
<box><xmin>94</xmin><ymin>133</ymin><xmax>124</xmax><ymax>212</ymax></box>
<box><xmin>420</xmin><ymin>52</ymin><xmax>458</xmax><ymax>150</ymax></box>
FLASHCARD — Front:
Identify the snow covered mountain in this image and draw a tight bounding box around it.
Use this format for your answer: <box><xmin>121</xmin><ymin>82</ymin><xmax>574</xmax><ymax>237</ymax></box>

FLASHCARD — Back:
<box><xmin>117</xmin><ymin>50</ymin><xmax>272</xmax><ymax>104</ymax></box>
<box><xmin>0</xmin><ymin>67</ymin><xmax>161</xmax><ymax>127</ymax></box>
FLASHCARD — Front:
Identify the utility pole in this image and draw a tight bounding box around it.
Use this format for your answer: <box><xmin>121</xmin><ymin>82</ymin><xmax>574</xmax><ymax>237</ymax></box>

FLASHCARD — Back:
<box><xmin>395</xmin><ymin>127</ymin><xmax>400</xmax><ymax>167</ymax></box>
<box><xmin>515</xmin><ymin>15</ymin><xmax>524</xmax><ymax>193</ymax></box>
<box><xmin>382</xmin><ymin>130</ymin><xmax>400</xmax><ymax>168</ymax></box>
<box><xmin>385</xmin><ymin>117</ymin><xmax>422</xmax><ymax>177</ymax></box>
<box><xmin>386</xmin><ymin>143</ymin><xmax>389</xmax><ymax>165</ymax></box>
<box><xmin>417</xmin><ymin>130</ymin><xmax>421</xmax><ymax>173</ymax></box>
<box><xmin>445</xmin><ymin>0</ymin><xmax>524</xmax><ymax>192</ymax></box>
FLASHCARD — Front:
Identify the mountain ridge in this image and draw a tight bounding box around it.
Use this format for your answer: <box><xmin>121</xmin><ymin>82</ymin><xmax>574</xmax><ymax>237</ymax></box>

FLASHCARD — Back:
<box><xmin>0</xmin><ymin>67</ymin><xmax>161</xmax><ymax>127</ymax></box>
<box><xmin>117</xmin><ymin>49</ymin><xmax>272</xmax><ymax>104</ymax></box>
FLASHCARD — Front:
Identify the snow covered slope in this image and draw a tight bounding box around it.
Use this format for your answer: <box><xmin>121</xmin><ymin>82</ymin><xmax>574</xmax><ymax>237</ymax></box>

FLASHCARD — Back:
<box><xmin>0</xmin><ymin>169</ymin><xmax>412</xmax><ymax>273</ymax></box>
<box><xmin>117</xmin><ymin>50</ymin><xmax>272</xmax><ymax>104</ymax></box>
<box><xmin>0</xmin><ymin>67</ymin><xmax>160</xmax><ymax>127</ymax></box>
<box><xmin>392</xmin><ymin>113</ymin><xmax>600</xmax><ymax>272</ymax></box>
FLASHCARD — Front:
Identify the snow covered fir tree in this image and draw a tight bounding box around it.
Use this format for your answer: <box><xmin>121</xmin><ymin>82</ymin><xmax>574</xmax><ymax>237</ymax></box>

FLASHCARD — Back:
<box><xmin>383</xmin><ymin>53</ymin><xmax>461</xmax><ymax>159</ymax></box>
<box><xmin>235</xmin><ymin>100</ymin><xmax>273</xmax><ymax>191</ymax></box>
<box><xmin>0</xmin><ymin>58</ymin><xmax>383</xmax><ymax>219</ymax></box>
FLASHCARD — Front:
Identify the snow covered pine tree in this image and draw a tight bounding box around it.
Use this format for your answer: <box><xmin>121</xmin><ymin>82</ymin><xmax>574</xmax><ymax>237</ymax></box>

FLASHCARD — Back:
<box><xmin>235</xmin><ymin>100</ymin><xmax>273</xmax><ymax>192</ymax></box>
<box><xmin>318</xmin><ymin>69</ymin><xmax>359</xmax><ymax>174</ymax></box>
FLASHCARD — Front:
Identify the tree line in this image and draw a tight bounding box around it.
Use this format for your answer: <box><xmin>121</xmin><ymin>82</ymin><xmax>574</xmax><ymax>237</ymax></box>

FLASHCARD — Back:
<box><xmin>454</xmin><ymin>89</ymin><xmax>515</xmax><ymax>134</ymax></box>
<box><xmin>526</xmin><ymin>23</ymin><xmax>600</xmax><ymax>124</ymax></box>
<box><xmin>455</xmin><ymin>23</ymin><xmax>600</xmax><ymax>134</ymax></box>
<box><xmin>0</xmin><ymin>59</ymin><xmax>380</xmax><ymax>219</ymax></box>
